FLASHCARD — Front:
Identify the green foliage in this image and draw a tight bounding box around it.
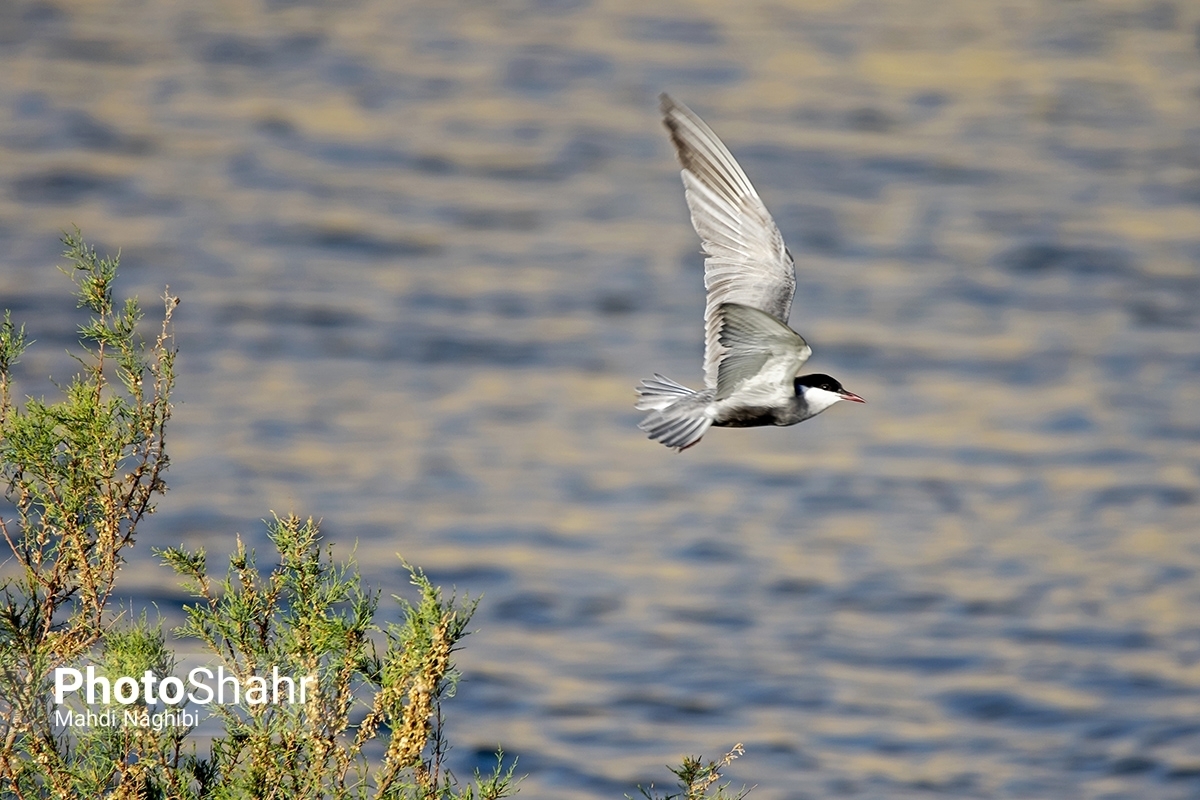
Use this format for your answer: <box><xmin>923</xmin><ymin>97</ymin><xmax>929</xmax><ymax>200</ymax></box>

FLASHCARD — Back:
<box><xmin>0</xmin><ymin>230</ymin><xmax>177</xmax><ymax>796</ymax></box>
<box><xmin>53</xmin><ymin>618</ymin><xmax>193</xmax><ymax>797</ymax></box>
<box><xmin>0</xmin><ymin>234</ymin><xmax>517</xmax><ymax>798</ymax></box>
<box><xmin>158</xmin><ymin>514</ymin><xmax>514</xmax><ymax>799</ymax></box>
<box><xmin>632</xmin><ymin>745</ymin><xmax>751</xmax><ymax>800</ymax></box>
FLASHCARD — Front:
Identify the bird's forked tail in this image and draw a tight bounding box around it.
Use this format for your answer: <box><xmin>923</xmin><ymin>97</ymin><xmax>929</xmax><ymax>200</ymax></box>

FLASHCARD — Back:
<box><xmin>635</xmin><ymin>374</ymin><xmax>712</xmax><ymax>451</ymax></box>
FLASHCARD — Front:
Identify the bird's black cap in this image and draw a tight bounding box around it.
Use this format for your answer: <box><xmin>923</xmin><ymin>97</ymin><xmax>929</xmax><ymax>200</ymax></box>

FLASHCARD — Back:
<box><xmin>795</xmin><ymin>373</ymin><xmax>845</xmax><ymax>393</ymax></box>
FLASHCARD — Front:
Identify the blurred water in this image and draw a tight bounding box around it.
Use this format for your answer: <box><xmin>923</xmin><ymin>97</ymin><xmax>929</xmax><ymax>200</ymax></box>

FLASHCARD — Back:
<box><xmin>2</xmin><ymin>0</ymin><xmax>1200</xmax><ymax>797</ymax></box>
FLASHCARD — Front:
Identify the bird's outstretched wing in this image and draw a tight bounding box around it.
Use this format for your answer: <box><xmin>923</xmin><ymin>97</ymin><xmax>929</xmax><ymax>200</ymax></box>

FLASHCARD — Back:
<box><xmin>713</xmin><ymin>303</ymin><xmax>811</xmax><ymax>402</ymax></box>
<box><xmin>660</xmin><ymin>93</ymin><xmax>797</xmax><ymax>392</ymax></box>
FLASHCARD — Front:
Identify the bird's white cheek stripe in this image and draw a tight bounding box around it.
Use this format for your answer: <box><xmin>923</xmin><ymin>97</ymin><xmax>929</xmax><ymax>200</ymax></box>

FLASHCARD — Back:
<box><xmin>801</xmin><ymin>387</ymin><xmax>844</xmax><ymax>415</ymax></box>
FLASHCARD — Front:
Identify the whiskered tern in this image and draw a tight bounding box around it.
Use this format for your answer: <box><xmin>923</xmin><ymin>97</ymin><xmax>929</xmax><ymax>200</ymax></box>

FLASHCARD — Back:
<box><xmin>637</xmin><ymin>94</ymin><xmax>865</xmax><ymax>451</ymax></box>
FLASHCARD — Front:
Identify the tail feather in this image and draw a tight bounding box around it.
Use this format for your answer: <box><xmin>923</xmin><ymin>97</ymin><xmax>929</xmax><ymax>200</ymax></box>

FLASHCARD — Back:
<box><xmin>634</xmin><ymin>375</ymin><xmax>712</xmax><ymax>451</ymax></box>
<box><xmin>639</xmin><ymin>409</ymin><xmax>712</xmax><ymax>451</ymax></box>
<box><xmin>635</xmin><ymin>373</ymin><xmax>695</xmax><ymax>411</ymax></box>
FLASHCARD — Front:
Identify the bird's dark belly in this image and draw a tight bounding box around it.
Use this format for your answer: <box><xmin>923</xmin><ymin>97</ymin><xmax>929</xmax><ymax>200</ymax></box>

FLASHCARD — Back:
<box><xmin>713</xmin><ymin>408</ymin><xmax>780</xmax><ymax>428</ymax></box>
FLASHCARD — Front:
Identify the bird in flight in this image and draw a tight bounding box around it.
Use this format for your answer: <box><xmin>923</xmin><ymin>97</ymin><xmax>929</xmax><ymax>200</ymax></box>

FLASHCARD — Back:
<box><xmin>636</xmin><ymin>94</ymin><xmax>865</xmax><ymax>451</ymax></box>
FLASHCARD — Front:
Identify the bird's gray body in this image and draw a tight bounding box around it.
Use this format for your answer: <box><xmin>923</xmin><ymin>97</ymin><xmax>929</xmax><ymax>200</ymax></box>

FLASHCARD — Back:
<box><xmin>641</xmin><ymin>384</ymin><xmax>822</xmax><ymax>430</ymax></box>
<box><xmin>637</xmin><ymin>95</ymin><xmax>862</xmax><ymax>451</ymax></box>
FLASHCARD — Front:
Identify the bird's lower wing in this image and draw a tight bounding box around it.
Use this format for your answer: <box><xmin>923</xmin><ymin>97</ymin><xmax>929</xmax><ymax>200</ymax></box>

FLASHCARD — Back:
<box><xmin>714</xmin><ymin>303</ymin><xmax>811</xmax><ymax>402</ymax></box>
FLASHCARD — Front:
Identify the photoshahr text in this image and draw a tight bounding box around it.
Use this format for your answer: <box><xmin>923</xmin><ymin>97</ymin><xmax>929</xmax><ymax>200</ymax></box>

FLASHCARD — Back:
<box><xmin>53</xmin><ymin>666</ymin><xmax>315</xmax><ymax>706</ymax></box>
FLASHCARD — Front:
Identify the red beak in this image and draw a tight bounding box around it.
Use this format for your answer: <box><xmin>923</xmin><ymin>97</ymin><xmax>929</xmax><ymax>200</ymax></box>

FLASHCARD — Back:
<box><xmin>839</xmin><ymin>391</ymin><xmax>866</xmax><ymax>404</ymax></box>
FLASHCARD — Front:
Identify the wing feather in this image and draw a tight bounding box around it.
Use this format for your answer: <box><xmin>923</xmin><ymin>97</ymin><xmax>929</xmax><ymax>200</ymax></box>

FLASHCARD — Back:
<box><xmin>661</xmin><ymin>94</ymin><xmax>797</xmax><ymax>391</ymax></box>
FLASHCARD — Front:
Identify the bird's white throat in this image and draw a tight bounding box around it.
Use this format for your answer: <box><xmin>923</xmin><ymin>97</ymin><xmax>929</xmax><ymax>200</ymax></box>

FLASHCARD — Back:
<box><xmin>799</xmin><ymin>386</ymin><xmax>845</xmax><ymax>415</ymax></box>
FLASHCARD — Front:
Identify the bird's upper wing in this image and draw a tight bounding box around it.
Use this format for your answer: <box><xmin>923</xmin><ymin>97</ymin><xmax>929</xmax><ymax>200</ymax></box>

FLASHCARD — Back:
<box><xmin>713</xmin><ymin>303</ymin><xmax>811</xmax><ymax>402</ymax></box>
<box><xmin>661</xmin><ymin>93</ymin><xmax>797</xmax><ymax>391</ymax></box>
